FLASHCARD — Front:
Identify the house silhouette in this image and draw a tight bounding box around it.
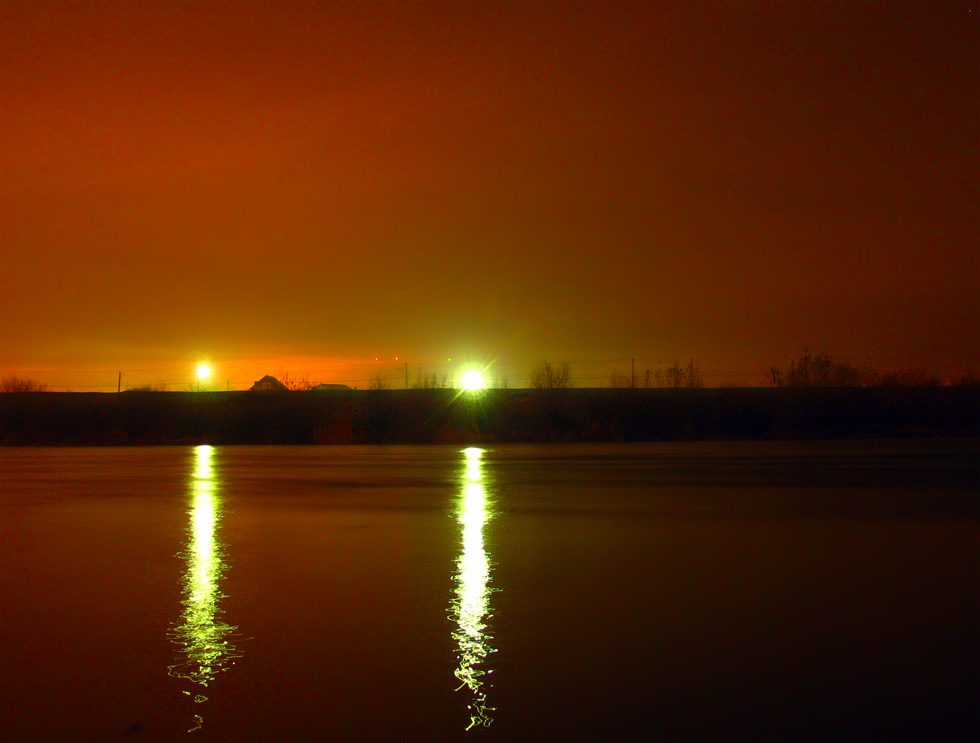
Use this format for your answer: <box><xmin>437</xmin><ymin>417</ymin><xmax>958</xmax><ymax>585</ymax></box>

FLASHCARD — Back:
<box><xmin>250</xmin><ymin>375</ymin><xmax>288</xmax><ymax>392</ymax></box>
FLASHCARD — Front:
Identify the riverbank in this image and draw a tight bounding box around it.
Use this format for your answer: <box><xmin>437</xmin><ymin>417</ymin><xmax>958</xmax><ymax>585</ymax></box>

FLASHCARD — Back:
<box><xmin>1</xmin><ymin>387</ymin><xmax>977</xmax><ymax>445</ymax></box>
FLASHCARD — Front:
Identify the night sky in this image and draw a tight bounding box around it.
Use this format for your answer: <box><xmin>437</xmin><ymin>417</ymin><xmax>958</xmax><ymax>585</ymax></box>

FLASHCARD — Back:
<box><xmin>2</xmin><ymin>1</ymin><xmax>977</xmax><ymax>389</ymax></box>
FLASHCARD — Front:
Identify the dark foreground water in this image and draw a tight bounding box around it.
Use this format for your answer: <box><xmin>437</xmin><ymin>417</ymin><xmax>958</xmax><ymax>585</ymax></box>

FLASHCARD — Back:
<box><xmin>1</xmin><ymin>441</ymin><xmax>977</xmax><ymax>742</ymax></box>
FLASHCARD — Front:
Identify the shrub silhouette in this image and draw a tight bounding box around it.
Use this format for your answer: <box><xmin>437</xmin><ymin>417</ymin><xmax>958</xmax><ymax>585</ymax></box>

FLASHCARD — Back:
<box><xmin>771</xmin><ymin>348</ymin><xmax>886</xmax><ymax>387</ymax></box>
<box><xmin>368</xmin><ymin>370</ymin><xmax>391</xmax><ymax>391</ymax></box>
<box><xmin>412</xmin><ymin>370</ymin><xmax>449</xmax><ymax>389</ymax></box>
<box><xmin>1</xmin><ymin>376</ymin><xmax>48</xmax><ymax>392</ymax></box>
<box><xmin>609</xmin><ymin>369</ymin><xmax>653</xmax><ymax>388</ymax></box>
<box><xmin>654</xmin><ymin>360</ymin><xmax>703</xmax><ymax>389</ymax></box>
<box><xmin>278</xmin><ymin>371</ymin><xmax>317</xmax><ymax>391</ymax></box>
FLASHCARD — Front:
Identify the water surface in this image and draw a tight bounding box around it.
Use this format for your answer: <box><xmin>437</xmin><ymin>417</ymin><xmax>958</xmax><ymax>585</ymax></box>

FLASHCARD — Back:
<box><xmin>2</xmin><ymin>441</ymin><xmax>977</xmax><ymax>741</ymax></box>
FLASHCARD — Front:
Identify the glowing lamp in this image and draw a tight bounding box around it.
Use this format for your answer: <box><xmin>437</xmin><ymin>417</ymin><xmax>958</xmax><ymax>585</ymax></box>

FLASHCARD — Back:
<box><xmin>460</xmin><ymin>370</ymin><xmax>487</xmax><ymax>391</ymax></box>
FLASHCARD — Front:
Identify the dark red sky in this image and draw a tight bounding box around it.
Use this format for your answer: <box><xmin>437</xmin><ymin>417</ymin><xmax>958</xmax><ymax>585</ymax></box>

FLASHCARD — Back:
<box><xmin>2</xmin><ymin>1</ymin><xmax>977</xmax><ymax>388</ymax></box>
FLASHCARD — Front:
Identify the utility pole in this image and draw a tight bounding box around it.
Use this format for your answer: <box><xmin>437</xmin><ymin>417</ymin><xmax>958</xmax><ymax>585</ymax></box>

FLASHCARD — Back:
<box><xmin>405</xmin><ymin>362</ymin><xmax>409</xmax><ymax>390</ymax></box>
<box><xmin>118</xmin><ymin>371</ymin><xmax>121</xmax><ymax>393</ymax></box>
<box><xmin>226</xmin><ymin>380</ymin><xmax>230</xmax><ymax>392</ymax></box>
<box><xmin>631</xmin><ymin>358</ymin><xmax>635</xmax><ymax>389</ymax></box>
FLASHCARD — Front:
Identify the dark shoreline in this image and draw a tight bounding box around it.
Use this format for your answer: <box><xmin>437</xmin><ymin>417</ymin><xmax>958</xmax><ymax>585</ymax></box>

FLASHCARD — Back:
<box><xmin>1</xmin><ymin>387</ymin><xmax>977</xmax><ymax>446</ymax></box>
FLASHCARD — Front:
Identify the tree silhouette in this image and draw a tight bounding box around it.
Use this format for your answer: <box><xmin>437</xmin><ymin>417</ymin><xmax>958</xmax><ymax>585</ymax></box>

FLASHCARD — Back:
<box><xmin>771</xmin><ymin>349</ymin><xmax>876</xmax><ymax>387</ymax></box>
<box><xmin>529</xmin><ymin>361</ymin><xmax>571</xmax><ymax>389</ymax></box>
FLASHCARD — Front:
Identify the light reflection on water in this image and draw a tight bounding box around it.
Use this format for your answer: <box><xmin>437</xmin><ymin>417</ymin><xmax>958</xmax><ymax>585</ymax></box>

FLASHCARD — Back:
<box><xmin>0</xmin><ymin>442</ymin><xmax>976</xmax><ymax>742</ymax></box>
<box><xmin>452</xmin><ymin>446</ymin><xmax>497</xmax><ymax>729</ymax></box>
<box><xmin>168</xmin><ymin>445</ymin><xmax>241</xmax><ymax>732</ymax></box>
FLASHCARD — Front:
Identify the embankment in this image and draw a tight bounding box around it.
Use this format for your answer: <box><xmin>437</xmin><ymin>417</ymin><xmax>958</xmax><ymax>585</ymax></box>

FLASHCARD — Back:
<box><xmin>1</xmin><ymin>387</ymin><xmax>977</xmax><ymax>445</ymax></box>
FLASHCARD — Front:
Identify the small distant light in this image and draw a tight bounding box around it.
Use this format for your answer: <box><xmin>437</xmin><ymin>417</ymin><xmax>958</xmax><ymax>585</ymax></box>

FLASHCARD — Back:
<box><xmin>395</xmin><ymin>356</ymin><xmax>399</xmax><ymax>361</ymax></box>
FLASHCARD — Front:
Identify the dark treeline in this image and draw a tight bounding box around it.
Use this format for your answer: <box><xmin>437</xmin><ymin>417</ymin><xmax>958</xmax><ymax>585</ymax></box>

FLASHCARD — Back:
<box><xmin>767</xmin><ymin>348</ymin><xmax>977</xmax><ymax>388</ymax></box>
<box><xmin>608</xmin><ymin>350</ymin><xmax>977</xmax><ymax>390</ymax></box>
<box><xmin>1</xmin><ymin>387</ymin><xmax>977</xmax><ymax>445</ymax></box>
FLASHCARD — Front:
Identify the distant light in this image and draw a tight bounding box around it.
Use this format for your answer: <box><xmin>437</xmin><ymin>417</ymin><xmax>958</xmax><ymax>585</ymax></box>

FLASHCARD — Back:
<box><xmin>460</xmin><ymin>369</ymin><xmax>487</xmax><ymax>391</ymax></box>
<box><xmin>395</xmin><ymin>356</ymin><xmax>399</xmax><ymax>361</ymax></box>
<box><xmin>197</xmin><ymin>364</ymin><xmax>211</xmax><ymax>380</ymax></box>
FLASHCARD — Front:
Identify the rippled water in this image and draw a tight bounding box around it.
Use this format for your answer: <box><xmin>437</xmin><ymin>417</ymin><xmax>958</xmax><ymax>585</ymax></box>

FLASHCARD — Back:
<box><xmin>1</xmin><ymin>441</ymin><xmax>977</xmax><ymax>742</ymax></box>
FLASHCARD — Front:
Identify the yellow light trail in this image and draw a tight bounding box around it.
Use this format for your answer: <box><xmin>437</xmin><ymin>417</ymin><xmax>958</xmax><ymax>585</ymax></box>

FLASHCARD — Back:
<box><xmin>452</xmin><ymin>447</ymin><xmax>496</xmax><ymax>729</ymax></box>
<box><xmin>168</xmin><ymin>445</ymin><xmax>240</xmax><ymax>732</ymax></box>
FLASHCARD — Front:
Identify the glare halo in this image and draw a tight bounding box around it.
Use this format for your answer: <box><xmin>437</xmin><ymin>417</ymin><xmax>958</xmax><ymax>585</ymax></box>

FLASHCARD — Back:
<box><xmin>460</xmin><ymin>369</ymin><xmax>487</xmax><ymax>391</ymax></box>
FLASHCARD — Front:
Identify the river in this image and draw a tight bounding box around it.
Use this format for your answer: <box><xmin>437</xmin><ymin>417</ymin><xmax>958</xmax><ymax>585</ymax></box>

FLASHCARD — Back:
<box><xmin>1</xmin><ymin>441</ymin><xmax>977</xmax><ymax>741</ymax></box>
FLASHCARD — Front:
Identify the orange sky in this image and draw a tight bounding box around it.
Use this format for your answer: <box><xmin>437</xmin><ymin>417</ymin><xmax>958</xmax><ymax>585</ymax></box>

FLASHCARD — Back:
<box><xmin>1</xmin><ymin>1</ymin><xmax>977</xmax><ymax>389</ymax></box>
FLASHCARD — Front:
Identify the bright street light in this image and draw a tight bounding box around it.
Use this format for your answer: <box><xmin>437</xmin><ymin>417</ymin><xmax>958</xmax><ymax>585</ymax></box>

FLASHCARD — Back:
<box><xmin>460</xmin><ymin>369</ymin><xmax>487</xmax><ymax>392</ymax></box>
<box><xmin>196</xmin><ymin>364</ymin><xmax>211</xmax><ymax>392</ymax></box>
